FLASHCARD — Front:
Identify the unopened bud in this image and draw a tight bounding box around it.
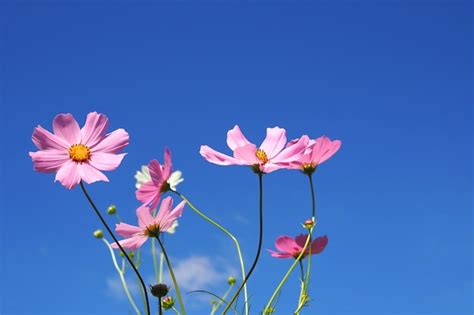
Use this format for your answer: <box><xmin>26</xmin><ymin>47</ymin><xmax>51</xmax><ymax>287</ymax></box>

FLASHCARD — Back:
<box><xmin>107</xmin><ymin>204</ymin><xmax>117</xmax><ymax>215</ymax></box>
<box><xmin>93</xmin><ymin>229</ymin><xmax>103</xmax><ymax>239</ymax></box>
<box><xmin>264</xmin><ymin>306</ymin><xmax>275</xmax><ymax>314</ymax></box>
<box><xmin>302</xmin><ymin>219</ymin><xmax>314</xmax><ymax>229</ymax></box>
<box><xmin>161</xmin><ymin>296</ymin><xmax>175</xmax><ymax>310</ymax></box>
<box><xmin>119</xmin><ymin>251</ymin><xmax>135</xmax><ymax>259</ymax></box>
<box><xmin>150</xmin><ymin>283</ymin><xmax>169</xmax><ymax>298</ymax></box>
<box><xmin>227</xmin><ymin>276</ymin><xmax>236</xmax><ymax>285</ymax></box>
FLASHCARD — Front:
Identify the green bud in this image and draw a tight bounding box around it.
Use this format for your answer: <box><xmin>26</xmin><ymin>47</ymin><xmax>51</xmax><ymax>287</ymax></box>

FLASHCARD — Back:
<box><xmin>93</xmin><ymin>229</ymin><xmax>103</xmax><ymax>239</ymax></box>
<box><xmin>107</xmin><ymin>204</ymin><xmax>117</xmax><ymax>215</ymax></box>
<box><xmin>302</xmin><ymin>219</ymin><xmax>314</xmax><ymax>229</ymax></box>
<box><xmin>227</xmin><ymin>276</ymin><xmax>236</xmax><ymax>285</ymax></box>
<box><xmin>264</xmin><ymin>306</ymin><xmax>275</xmax><ymax>314</ymax></box>
<box><xmin>161</xmin><ymin>296</ymin><xmax>175</xmax><ymax>310</ymax></box>
<box><xmin>119</xmin><ymin>251</ymin><xmax>134</xmax><ymax>259</ymax></box>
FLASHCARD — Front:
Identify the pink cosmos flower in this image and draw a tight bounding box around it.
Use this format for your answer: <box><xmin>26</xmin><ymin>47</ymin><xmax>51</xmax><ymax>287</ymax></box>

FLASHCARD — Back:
<box><xmin>111</xmin><ymin>196</ymin><xmax>185</xmax><ymax>250</ymax></box>
<box><xmin>288</xmin><ymin>135</ymin><xmax>341</xmax><ymax>173</ymax></box>
<box><xmin>29</xmin><ymin>112</ymin><xmax>129</xmax><ymax>189</ymax></box>
<box><xmin>200</xmin><ymin>125</ymin><xmax>309</xmax><ymax>173</ymax></box>
<box><xmin>268</xmin><ymin>234</ymin><xmax>328</xmax><ymax>259</ymax></box>
<box><xmin>135</xmin><ymin>148</ymin><xmax>176</xmax><ymax>211</ymax></box>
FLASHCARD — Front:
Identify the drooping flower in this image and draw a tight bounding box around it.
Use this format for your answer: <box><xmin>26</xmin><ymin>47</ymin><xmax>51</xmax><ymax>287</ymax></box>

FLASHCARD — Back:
<box><xmin>200</xmin><ymin>125</ymin><xmax>309</xmax><ymax>174</ymax></box>
<box><xmin>111</xmin><ymin>197</ymin><xmax>185</xmax><ymax>250</ymax></box>
<box><xmin>135</xmin><ymin>148</ymin><xmax>183</xmax><ymax>211</ymax></box>
<box><xmin>288</xmin><ymin>135</ymin><xmax>341</xmax><ymax>174</ymax></box>
<box><xmin>268</xmin><ymin>234</ymin><xmax>328</xmax><ymax>259</ymax></box>
<box><xmin>29</xmin><ymin>112</ymin><xmax>129</xmax><ymax>189</ymax></box>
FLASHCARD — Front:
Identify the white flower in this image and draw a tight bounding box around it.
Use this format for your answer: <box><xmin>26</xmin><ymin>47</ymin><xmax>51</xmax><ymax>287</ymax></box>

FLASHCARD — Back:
<box><xmin>168</xmin><ymin>170</ymin><xmax>184</xmax><ymax>191</ymax></box>
<box><xmin>135</xmin><ymin>165</ymin><xmax>151</xmax><ymax>189</ymax></box>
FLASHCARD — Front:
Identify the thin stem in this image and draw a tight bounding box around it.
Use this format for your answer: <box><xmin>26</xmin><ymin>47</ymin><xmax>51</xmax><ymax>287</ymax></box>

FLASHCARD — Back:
<box><xmin>102</xmin><ymin>238</ymin><xmax>141</xmax><ymax>315</ymax></box>
<box><xmin>79</xmin><ymin>181</ymin><xmax>150</xmax><ymax>315</ymax></box>
<box><xmin>264</xmin><ymin>229</ymin><xmax>313</xmax><ymax>313</ymax></box>
<box><xmin>159</xmin><ymin>298</ymin><xmax>163</xmax><ymax>315</ymax></box>
<box><xmin>223</xmin><ymin>173</ymin><xmax>264</xmax><ymax>314</ymax></box>
<box><xmin>172</xmin><ymin>190</ymin><xmax>249</xmax><ymax>315</ymax></box>
<box><xmin>309</xmin><ymin>174</ymin><xmax>316</xmax><ymax>219</ymax></box>
<box><xmin>154</xmin><ymin>235</ymin><xmax>186</xmax><ymax>315</ymax></box>
<box><xmin>152</xmin><ymin>238</ymin><xmax>160</xmax><ymax>283</ymax></box>
<box><xmin>211</xmin><ymin>284</ymin><xmax>235</xmax><ymax>315</ymax></box>
<box><xmin>298</xmin><ymin>260</ymin><xmax>305</xmax><ymax>281</ymax></box>
<box><xmin>172</xmin><ymin>306</ymin><xmax>181</xmax><ymax>315</ymax></box>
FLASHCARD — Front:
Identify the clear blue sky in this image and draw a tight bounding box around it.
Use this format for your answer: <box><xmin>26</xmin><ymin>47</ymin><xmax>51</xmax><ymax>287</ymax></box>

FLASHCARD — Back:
<box><xmin>1</xmin><ymin>1</ymin><xmax>472</xmax><ymax>315</ymax></box>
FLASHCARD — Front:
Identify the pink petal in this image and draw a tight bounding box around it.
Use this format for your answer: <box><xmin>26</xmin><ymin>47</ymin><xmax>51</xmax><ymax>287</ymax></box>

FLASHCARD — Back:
<box><xmin>274</xmin><ymin>236</ymin><xmax>300</xmax><ymax>255</ymax></box>
<box><xmin>115</xmin><ymin>223</ymin><xmax>142</xmax><ymax>238</ymax></box>
<box><xmin>200</xmin><ymin>145</ymin><xmax>245</xmax><ymax>166</ymax></box>
<box><xmin>111</xmin><ymin>235</ymin><xmax>147</xmax><ymax>250</ymax></box>
<box><xmin>32</xmin><ymin>125</ymin><xmax>69</xmax><ymax>150</ymax></box>
<box><xmin>295</xmin><ymin>234</ymin><xmax>310</xmax><ymax>248</ymax></box>
<box><xmin>226</xmin><ymin>125</ymin><xmax>251</xmax><ymax>150</ymax></box>
<box><xmin>90</xmin><ymin>128</ymin><xmax>129</xmax><ymax>154</ymax></box>
<box><xmin>268</xmin><ymin>249</ymin><xmax>293</xmax><ymax>259</ymax></box>
<box><xmin>259</xmin><ymin>127</ymin><xmax>287</xmax><ymax>159</ymax></box>
<box><xmin>271</xmin><ymin>135</ymin><xmax>309</xmax><ymax>164</ymax></box>
<box><xmin>233</xmin><ymin>144</ymin><xmax>259</xmax><ymax>165</ymax></box>
<box><xmin>310</xmin><ymin>235</ymin><xmax>328</xmax><ymax>254</ymax></box>
<box><xmin>162</xmin><ymin>147</ymin><xmax>172</xmax><ymax>180</ymax></box>
<box><xmin>147</xmin><ymin>160</ymin><xmax>164</xmax><ymax>186</ymax></box>
<box><xmin>159</xmin><ymin>200</ymin><xmax>185</xmax><ymax>232</ymax></box>
<box><xmin>155</xmin><ymin>196</ymin><xmax>173</xmax><ymax>223</ymax></box>
<box><xmin>77</xmin><ymin>163</ymin><xmax>109</xmax><ymax>184</ymax></box>
<box><xmin>136</xmin><ymin>181</ymin><xmax>160</xmax><ymax>210</ymax></box>
<box><xmin>311</xmin><ymin>137</ymin><xmax>341</xmax><ymax>165</ymax></box>
<box><xmin>260</xmin><ymin>163</ymin><xmax>285</xmax><ymax>174</ymax></box>
<box><xmin>81</xmin><ymin>112</ymin><xmax>109</xmax><ymax>148</ymax></box>
<box><xmin>29</xmin><ymin>150</ymin><xmax>69</xmax><ymax>173</ymax></box>
<box><xmin>89</xmin><ymin>152</ymin><xmax>126</xmax><ymax>171</ymax></box>
<box><xmin>55</xmin><ymin>160</ymin><xmax>81</xmax><ymax>189</ymax></box>
<box><xmin>137</xmin><ymin>205</ymin><xmax>155</xmax><ymax>228</ymax></box>
<box><xmin>52</xmin><ymin>113</ymin><xmax>81</xmax><ymax>145</ymax></box>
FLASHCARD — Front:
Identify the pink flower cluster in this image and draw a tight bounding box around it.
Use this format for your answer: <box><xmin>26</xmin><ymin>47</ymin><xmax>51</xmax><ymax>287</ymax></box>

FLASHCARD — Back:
<box><xmin>29</xmin><ymin>113</ymin><xmax>340</xmax><ymax>257</ymax></box>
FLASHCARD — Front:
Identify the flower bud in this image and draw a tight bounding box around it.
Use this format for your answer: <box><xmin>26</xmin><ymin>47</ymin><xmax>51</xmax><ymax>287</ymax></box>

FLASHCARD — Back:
<box><xmin>107</xmin><ymin>204</ymin><xmax>117</xmax><ymax>215</ymax></box>
<box><xmin>161</xmin><ymin>296</ymin><xmax>175</xmax><ymax>310</ymax></box>
<box><xmin>150</xmin><ymin>283</ymin><xmax>169</xmax><ymax>298</ymax></box>
<box><xmin>93</xmin><ymin>229</ymin><xmax>103</xmax><ymax>239</ymax></box>
<box><xmin>119</xmin><ymin>251</ymin><xmax>135</xmax><ymax>259</ymax></box>
<box><xmin>302</xmin><ymin>219</ymin><xmax>314</xmax><ymax>229</ymax></box>
<box><xmin>227</xmin><ymin>276</ymin><xmax>236</xmax><ymax>285</ymax></box>
<box><xmin>264</xmin><ymin>306</ymin><xmax>275</xmax><ymax>314</ymax></box>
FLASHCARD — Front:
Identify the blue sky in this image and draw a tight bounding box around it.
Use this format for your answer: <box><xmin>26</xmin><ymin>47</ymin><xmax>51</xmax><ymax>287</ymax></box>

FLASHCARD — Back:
<box><xmin>1</xmin><ymin>1</ymin><xmax>472</xmax><ymax>315</ymax></box>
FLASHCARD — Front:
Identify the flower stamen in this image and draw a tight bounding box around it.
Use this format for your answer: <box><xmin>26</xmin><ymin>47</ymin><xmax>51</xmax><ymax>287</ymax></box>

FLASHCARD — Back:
<box><xmin>256</xmin><ymin>149</ymin><xmax>269</xmax><ymax>164</ymax></box>
<box><xmin>69</xmin><ymin>144</ymin><xmax>90</xmax><ymax>162</ymax></box>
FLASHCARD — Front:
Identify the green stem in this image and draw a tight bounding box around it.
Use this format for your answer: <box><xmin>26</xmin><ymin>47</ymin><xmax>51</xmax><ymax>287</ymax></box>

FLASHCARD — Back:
<box><xmin>211</xmin><ymin>284</ymin><xmax>235</xmax><ymax>315</ymax></box>
<box><xmin>102</xmin><ymin>239</ymin><xmax>141</xmax><ymax>315</ymax></box>
<box><xmin>159</xmin><ymin>298</ymin><xmax>163</xmax><ymax>315</ymax></box>
<box><xmin>298</xmin><ymin>260</ymin><xmax>305</xmax><ymax>281</ymax></box>
<box><xmin>79</xmin><ymin>181</ymin><xmax>150</xmax><ymax>315</ymax></box>
<box><xmin>152</xmin><ymin>238</ymin><xmax>160</xmax><ymax>283</ymax></box>
<box><xmin>223</xmin><ymin>173</ymin><xmax>264</xmax><ymax>314</ymax></box>
<box><xmin>172</xmin><ymin>191</ymin><xmax>249</xmax><ymax>315</ymax></box>
<box><xmin>263</xmin><ymin>229</ymin><xmax>313</xmax><ymax>313</ymax></box>
<box><xmin>154</xmin><ymin>235</ymin><xmax>186</xmax><ymax>315</ymax></box>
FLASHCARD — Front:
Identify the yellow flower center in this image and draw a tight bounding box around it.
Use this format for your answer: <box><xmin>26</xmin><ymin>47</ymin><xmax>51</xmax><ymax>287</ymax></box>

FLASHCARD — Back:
<box><xmin>69</xmin><ymin>144</ymin><xmax>90</xmax><ymax>162</ymax></box>
<box><xmin>144</xmin><ymin>223</ymin><xmax>160</xmax><ymax>237</ymax></box>
<box><xmin>256</xmin><ymin>149</ymin><xmax>269</xmax><ymax>164</ymax></box>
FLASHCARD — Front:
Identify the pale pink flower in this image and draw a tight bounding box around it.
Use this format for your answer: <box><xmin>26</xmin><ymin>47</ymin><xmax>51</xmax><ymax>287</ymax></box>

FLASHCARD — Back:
<box><xmin>111</xmin><ymin>197</ymin><xmax>185</xmax><ymax>250</ymax></box>
<box><xmin>288</xmin><ymin>135</ymin><xmax>341</xmax><ymax>173</ymax></box>
<box><xmin>135</xmin><ymin>148</ymin><xmax>179</xmax><ymax>211</ymax></box>
<box><xmin>268</xmin><ymin>234</ymin><xmax>328</xmax><ymax>259</ymax></box>
<box><xmin>200</xmin><ymin>125</ymin><xmax>309</xmax><ymax>173</ymax></box>
<box><xmin>29</xmin><ymin>112</ymin><xmax>129</xmax><ymax>189</ymax></box>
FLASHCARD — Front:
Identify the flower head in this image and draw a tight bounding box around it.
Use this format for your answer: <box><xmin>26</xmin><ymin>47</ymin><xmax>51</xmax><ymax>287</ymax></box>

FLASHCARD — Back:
<box><xmin>200</xmin><ymin>125</ymin><xmax>308</xmax><ymax>174</ymax></box>
<box><xmin>268</xmin><ymin>234</ymin><xmax>328</xmax><ymax>259</ymax></box>
<box><xmin>29</xmin><ymin>112</ymin><xmax>129</xmax><ymax>189</ymax></box>
<box><xmin>288</xmin><ymin>135</ymin><xmax>341</xmax><ymax>174</ymax></box>
<box><xmin>111</xmin><ymin>197</ymin><xmax>185</xmax><ymax>250</ymax></box>
<box><xmin>135</xmin><ymin>148</ymin><xmax>183</xmax><ymax>211</ymax></box>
